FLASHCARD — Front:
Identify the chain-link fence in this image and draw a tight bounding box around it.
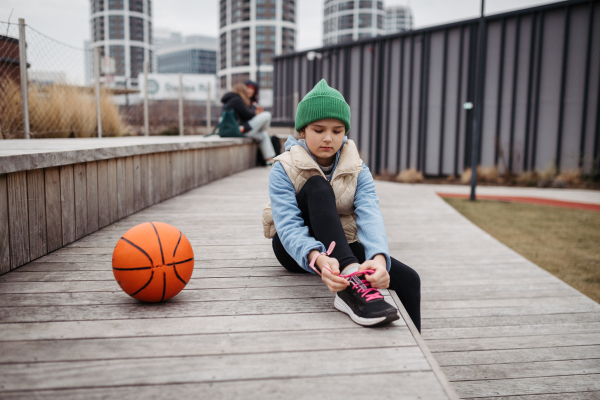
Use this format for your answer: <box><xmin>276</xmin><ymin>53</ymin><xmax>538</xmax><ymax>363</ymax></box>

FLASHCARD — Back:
<box><xmin>0</xmin><ymin>19</ymin><xmax>219</xmax><ymax>140</ymax></box>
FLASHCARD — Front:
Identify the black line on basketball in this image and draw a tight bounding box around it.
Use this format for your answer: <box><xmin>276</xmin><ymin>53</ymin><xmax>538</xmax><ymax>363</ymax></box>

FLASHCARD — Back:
<box><xmin>170</xmin><ymin>257</ymin><xmax>194</xmax><ymax>266</ymax></box>
<box><xmin>173</xmin><ymin>265</ymin><xmax>187</xmax><ymax>285</ymax></box>
<box><xmin>132</xmin><ymin>270</ymin><xmax>154</xmax><ymax>296</ymax></box>
<box><xmin>120</xmin><ymin>237</ymin><xmax>154</xmax><ymax>266</ymax></box>
<box><xmin>173</xmin><ymin>231</ymin><xmax>182</xmax><ymax>258</ymax></box>
<box><xmin>149</xmin><ymin>222</ymin><xmax>165</xmax><ymax>265</ymax></box>
<box><xmin>113</xmin><ymin>266</ymin><xmax>152</xmax><ymax>271</ymax></box>
<box><xmin>160</xmin><ymin>271</ymin><xmax>166</xmax><ymax>302</ymax></box>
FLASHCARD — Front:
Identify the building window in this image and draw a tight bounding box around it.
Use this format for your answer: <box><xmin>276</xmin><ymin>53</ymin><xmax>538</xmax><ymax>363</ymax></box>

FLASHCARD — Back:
<box><xmin>130</xmin><ymin>46</ymin><xmax>144</xmax><ymax>78</ymax></box>
<box><xmin>338</xmin><ymin>33</ymin><xmax>353</xmax><ymax>43</ymax></box>
<box><xmin>108</xmin><ymin>0</ymin><xmax>123</xmax><ymax>10</ymax></box>
<box><xmin>339</xmin><ymin>1</ymin><xmax>354</xmax><ymax>11</ymax></box>
<box><xmin>129</xmin><ymin>0</ymin><xmax>144</xmax><ymax>13</ymax></box>
<box><xmin>377</xmin><ymin>14</ymin><xmax>383</xmax><ymax>29</ymax></box>
<box><xmin>359</xmin><ymin>1</ymin><xmax>372</xmax><ymax>8</ymax></box>
<box><xmin>358</xmin><ymin>32</ymin><xmax>372</xmax><ymax>38</ymax></box>
<box><xmin>109</xmin><ymin>45</ymin><xmax>125</xmax><ymax>75</ymax></box>
<box><xmin>359</xmin><ymin>13</ymin><xmax>372</xmax><ymax>28</ymax></box>
<box><xmin>220</xmin><ymin>33</ymin><xmax>227</xmax><ymax>70</ymax></box>
<box><xmin>130</xmin><ymin>17</ymin><xmax>144</xmax><ymax>42</ymax></box>
<box><xmin>377</xmin><ymin>1</ymin><xmax>383</xmax><ymax>10</ymax></box>
<box><xmin>91</xmin><ymin>0</ymin><xmax>104</xmax><ymax>13</ymax></box>
<box><xmin>93</xmin><ymin>16</ymin><xmax>105</xmax><ymax>41</ymax></box>
<box><xmin>338</xmin><ymin>14</ymin><xmax>354</xmax><ymax>30</ymax></box>
<box><xmin>109</xmin><ymin>15</ymin><xmax>124</xmax><ymax>40</ymax></box>
<box><xmin>232</xmin><ymin>72</ymin><xmax>250</xmax><ymax>87</ymax></box>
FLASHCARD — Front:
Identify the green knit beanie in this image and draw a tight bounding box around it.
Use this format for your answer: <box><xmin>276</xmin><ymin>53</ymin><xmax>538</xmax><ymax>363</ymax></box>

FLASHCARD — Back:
<box><xmin>295</xmin><ymin>79</ymin><xmax>351</xmax><ymax>133</ymax></box>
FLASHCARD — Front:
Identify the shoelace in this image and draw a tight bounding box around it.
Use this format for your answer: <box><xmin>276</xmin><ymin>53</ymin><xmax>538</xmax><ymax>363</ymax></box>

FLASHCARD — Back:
<box><xmin>308</xmin><ymin>242</ymin><xmax>383</xmax><ymax>302</ymax></box>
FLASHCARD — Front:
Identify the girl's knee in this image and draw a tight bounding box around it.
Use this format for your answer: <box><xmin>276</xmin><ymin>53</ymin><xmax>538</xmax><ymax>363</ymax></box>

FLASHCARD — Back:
<box><xmin>304</xmin><ymin>175</ymin><xmax>334</xmax><ymax>196</ymax></box>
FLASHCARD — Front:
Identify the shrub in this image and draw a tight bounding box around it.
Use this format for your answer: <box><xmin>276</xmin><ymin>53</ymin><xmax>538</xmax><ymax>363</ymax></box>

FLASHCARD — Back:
<box><xmin>396</xmin><ymin>168</ymin><xmax>424</xmax><ymax>183</ymax></box>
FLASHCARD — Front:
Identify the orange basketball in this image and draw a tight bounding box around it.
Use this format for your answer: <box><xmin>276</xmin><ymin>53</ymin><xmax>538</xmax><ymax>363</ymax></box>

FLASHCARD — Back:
<box><xmin>112</xmin><ymin>222</ymin><xmax>194</xmax><ymax>302</ymax></box>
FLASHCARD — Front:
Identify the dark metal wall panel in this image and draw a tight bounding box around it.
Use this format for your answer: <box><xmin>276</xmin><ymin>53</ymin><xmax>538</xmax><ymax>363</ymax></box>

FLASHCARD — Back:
<box><xmin>349</xmin><ymin>45</ymin><xmax>362</xmax><ymax>143</ymax></box>
<box><xmin>457</xmin><ymin>26</ymin><xmax>471</xmax><ymax>174</ymax></box>
<box><xmin>511</xmin><ymin>15</ymin><xmax>534</xmax><ymax>173</ymax></box>
<box><xmin>582</xmin><ymin>2</ymin><xmax>600</xmax><ymax>173</ymax></box>
<box><xmin>409</xmin><ymin>37</ymin><xmax>422</xmax><ymax>170</ymax></box>
<box><xmin>442</xmin><ymin>28</ymin><xmax>461</xmax><ymax>175</ymax></box>
<box><xmin>380</xmin><ymin>41</ymin><xmax>392</xmax><ymax>172</ymax></box>
<box><xmin>360</xmin><ymin>45</ymin><xmax>374</xmax><ymax>164</ymax></box>
<box><xmin>498</xmin><ymin>17</ymin><xmax>517</xmax><ymax>174</ymax></box>
<box><xmin>534</xmin><ymin>10</ymin><xmax>565</xmax><ymax>171</ymax></box>
<box><xmin>560</xmin><ymin>4</ymin><xmax>589</xmax><ymax>171</ymax></box>
<box><xmin>300</xmin><ymin>56</ymin><xmax>308</xmax><ymax>98</ymax></box>
<box><xmin>399</xmin><ymin>37</ymin><xmax>411</xmax><ymax>172</ymax></box>
<box><xmin>387</xmin><ymin>39</ymin><xmax>402</xmax><ymax>174</ymax></box>
<box><xmin>481</xmin><ymin>20</ymin><xmax>503</xmax><ymax>168</ymax></box>
<box><xmin>425</xmin><ymin>31</ymin><xmax>445</xmax><ymax>175</ymax></box>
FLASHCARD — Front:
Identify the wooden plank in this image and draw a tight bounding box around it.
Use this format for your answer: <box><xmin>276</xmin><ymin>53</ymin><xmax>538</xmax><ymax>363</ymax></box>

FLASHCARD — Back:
<box><xmin>125</xmin><ymin>156</ymin><xmax>134</xmax><ymax>216</ymax></box>
<box><xmin>86</xmin><ymin>161</ymin><xmax>99</xmax><ymax>233</ymax></box>
<box><xmin>171</xmin><ymin>150</ymin><xmax>182</xmax><ymax>196</ymax></box>
<box><xmin>26</xmin><ymin>169</ymin><xmax>47</xmax><ymax>260</ymax></box>
<box><xmin>0</xmin><ymin>326</ymin><xmax>414</xmax><ymax>363</ymax></box>
<box><xmin>0</xmin><ymin>372</ymin><xmax>448</xmax><ymax>400</ymax></box>
<box><xmin>107</xmin><ymin>159</ymin><xmax>118</xmax><ymax>223</ymax></box>
<box><xmin>43</xmin><ymin>167</ymin><xmax>62</xmax><ymax>253</ymax></box>
<box><xmin>139</xmin><ymin>154</ymin><xmax>149</xmax><ymax>209</ymax></box>
<box><xmin>73</xmin><ymin>163</ymin><xmax>87</xmax><ymax>240</ymax></box>
<box><xmin>7</xmin><ymin>171</ymin><xmax>29</xmax><ymax>268</ymax></box>
<box><xmin>165</xmin><ymin>152</ymin><xmax>173</xmax><ymax>198</ymax></box>
<box><xmin>0</xmin><ymin>347</ymin><xmax>430</xmax><ymax>391</ymax></box>
<box><xmin>133</xmin><ymin>155</ymin><xmax>142</xmax><ymax>212</ymax></box>
<box><xmin>116</xmin><ymin>157</ymin><xmax>127</xmax><ymax>219</ymax></box>
<box><xmin>96</xmin><ymin>160</ymin><xmax>109</xmax><ymax>228</ymax></box>
<box><xmin>159</xmin><ymin>152</ymin><xmax>167</xmax><ymax>202</ymax></box>
<box><xmin>59</xmin><ymin>165</ymin><xmax>76</xmax><ymax>245</ymax></box>
<box><xmin>0</xmin><ymin>174</ymin><xmax>9</xmax><ymax>274</ymax></box>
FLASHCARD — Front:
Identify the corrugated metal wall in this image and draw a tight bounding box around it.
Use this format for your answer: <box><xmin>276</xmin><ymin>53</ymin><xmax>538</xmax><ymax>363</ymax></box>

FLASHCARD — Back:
<box><xmin>272</xmin><ymin>0</ymin><xmax>600</xmax><ymax>176</ymax></box>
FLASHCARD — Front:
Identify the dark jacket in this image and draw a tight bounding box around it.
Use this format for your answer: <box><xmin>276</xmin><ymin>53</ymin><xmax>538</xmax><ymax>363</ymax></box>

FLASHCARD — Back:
<box><xmin>221</xmin><ymin>92</ymin><xmax>255</xmax><ymax>133</ymax></box>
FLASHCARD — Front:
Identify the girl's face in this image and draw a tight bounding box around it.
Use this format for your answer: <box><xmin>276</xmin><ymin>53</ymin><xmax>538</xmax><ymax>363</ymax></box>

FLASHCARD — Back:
<box><xmin>246</xmin><ymin>85</ymin><xmax>256</xmax><ymax>98</ymax></box>
<box><xmin>300</xmin><ymin>119</ymin><xmax>346</xmax><ymax>166</ymax></box>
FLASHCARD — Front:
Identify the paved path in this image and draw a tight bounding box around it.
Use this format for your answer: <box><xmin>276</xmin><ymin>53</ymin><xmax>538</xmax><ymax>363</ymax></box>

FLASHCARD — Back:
<box><xmin>0</xmin><ymin>168</ymin><xmax>454</xmax><ymax>399</ymax></box>
<box><xmin>419</xmin><ymin>183</ymin><xmax>600</xmax><ymax>205</ymax></box>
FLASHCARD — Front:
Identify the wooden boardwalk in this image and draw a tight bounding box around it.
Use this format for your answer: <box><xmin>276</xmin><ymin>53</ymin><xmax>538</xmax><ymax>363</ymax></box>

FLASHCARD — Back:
<box><xmin>0</xmin><ymin>168</ymin><xmax>454</xmax><ymax>399</ymax></box>
<box><xmin>376</xmin><ymin>181</ymin><xmax>600</xmax><ymax>399</ymax></box>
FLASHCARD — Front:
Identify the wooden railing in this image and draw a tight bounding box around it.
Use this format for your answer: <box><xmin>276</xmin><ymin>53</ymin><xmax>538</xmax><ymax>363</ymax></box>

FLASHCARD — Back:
<box><xmin>0</xmin><ymin>136</ymin><xmax>257</xmax><ymax>274</ymax></box>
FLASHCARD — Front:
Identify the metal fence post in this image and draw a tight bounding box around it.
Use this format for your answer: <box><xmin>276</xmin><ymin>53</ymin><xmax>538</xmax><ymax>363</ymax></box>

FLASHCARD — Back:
<box><xmin>143</xmin><ymin>60</ymin><xmax>149</xmax><ymax>136</ymax></box>
<box><xmin>18</xmin><ymin>18</ymin><xmax>30</xmax><ymax>139</ymax></box>
<box><xmin>94</xmin><ymin>47</ymin><xmax>102</xmax><ymax>138</ymax></box>
<box><xmin>206</xmin><ymin>82</ymin><xmax>211</xmax><ymax>134</ymax></box>
<box><xmin>178</xmin><ymin>73</ymin><xmax>184</xmax><ymax>136</ymax></box>
<box><xmin>470</xmin><ymin>1</ymin><xmax>486</xmax><ymax>201</ymax></box>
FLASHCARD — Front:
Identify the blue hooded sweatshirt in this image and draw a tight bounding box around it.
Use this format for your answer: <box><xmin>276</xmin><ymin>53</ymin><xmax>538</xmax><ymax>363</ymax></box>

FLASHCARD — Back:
<box><xmin>269</xmin><ymin>135</ymin><xmax>391</xmax><ymax>273</ymax></box>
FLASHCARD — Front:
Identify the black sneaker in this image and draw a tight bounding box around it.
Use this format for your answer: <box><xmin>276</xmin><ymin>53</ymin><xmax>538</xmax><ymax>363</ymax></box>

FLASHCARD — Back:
<box><xmin>334</xmin><ymin>273</ymin><xmax>400</xmax><ymax>327</ymax></box>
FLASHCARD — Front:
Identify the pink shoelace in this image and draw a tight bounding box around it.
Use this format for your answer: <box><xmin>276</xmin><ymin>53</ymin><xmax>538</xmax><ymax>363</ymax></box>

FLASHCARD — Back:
<box><xmin>309</xmin><ymin>242</ymin><xmax>384</xmax><ymax>302</ymax></box>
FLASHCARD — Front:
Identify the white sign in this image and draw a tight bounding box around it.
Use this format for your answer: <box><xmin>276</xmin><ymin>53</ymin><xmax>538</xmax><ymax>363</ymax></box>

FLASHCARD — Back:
<box><xmin>138</xmin><ymin>73</ymin><xmax>218</xmax><ymax>101</ymax></box>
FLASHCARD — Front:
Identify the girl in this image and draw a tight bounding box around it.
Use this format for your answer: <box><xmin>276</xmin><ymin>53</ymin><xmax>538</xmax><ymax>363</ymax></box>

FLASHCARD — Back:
<box><xmin>221</xmin><ymin>83</ymin><xmax>275</xmax><ymax>165</ymax></box>
<box><xmin>262</xmin><ymin>79</ymin><xmax>421</xmax><ymax>329</ymax></box>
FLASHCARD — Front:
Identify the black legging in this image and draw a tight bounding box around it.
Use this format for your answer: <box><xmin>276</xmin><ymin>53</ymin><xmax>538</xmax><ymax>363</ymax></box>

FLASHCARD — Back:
<box><xmin>272</xmin><ymin>175</ymin><xmax>421</xmax><ymax>332</ymax></box>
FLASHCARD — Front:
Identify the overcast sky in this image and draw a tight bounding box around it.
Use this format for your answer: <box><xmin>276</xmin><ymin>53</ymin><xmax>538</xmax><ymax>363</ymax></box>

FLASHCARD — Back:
<box><xmin>1</xmin><ymin>0</ymin><xmax>564</xmax><ymax>51</ymax></box>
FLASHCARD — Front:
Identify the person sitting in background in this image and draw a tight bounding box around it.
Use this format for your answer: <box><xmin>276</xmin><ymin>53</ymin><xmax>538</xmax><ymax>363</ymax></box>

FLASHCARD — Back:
<box><xmin>221</xmin><ymin>83</ymin><xmax>275</xmax><ymax>165</ymax></box>
<box><xmin>246</xmin><ymin>79</ymin><xmax>282</xmax><ymax>157</ymax></box>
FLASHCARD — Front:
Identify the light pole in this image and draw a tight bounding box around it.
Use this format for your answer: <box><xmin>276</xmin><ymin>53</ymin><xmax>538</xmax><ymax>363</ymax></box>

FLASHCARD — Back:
<box><xmin>469</xmin><ymin>0</ymin><xmax>486</xmax><ymax>201</ymax></box>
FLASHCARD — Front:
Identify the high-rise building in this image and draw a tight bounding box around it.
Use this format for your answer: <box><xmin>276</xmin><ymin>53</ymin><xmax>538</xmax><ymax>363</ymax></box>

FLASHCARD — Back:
<box><xmin>89</xmin><ymin>0</ymin><xmax>153</xmax><ymax>88</ymax></box>
<box><xmin>323</xmin><ymin>0</ymin><xmax>386</xmax><ymax>46</ymax></box>
<box><xmin>156</xmin><ymin>33</ymin><xmax>217</xmax><ymax>75</ymax></box>
<box><xmin>385</xmin><ymin>5</ymin><xmax>413</xmax><ymax>33</ymax></box>
<box><xmin>218</xmin><ymin>0</ymin><xmax>296</xmax><ymax>105</ymax></box>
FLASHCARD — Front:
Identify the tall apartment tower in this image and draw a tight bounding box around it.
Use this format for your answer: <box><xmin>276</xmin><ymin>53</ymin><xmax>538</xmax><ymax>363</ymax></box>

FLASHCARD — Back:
<box><xmin>90</xmin><ymin>0</ymin><xmax>153</xmax><ymax>88</ymax></box>
<box><xmin>218</xmin><ymin>0</ymin><xmax>296</xmax><ymax>104</ymax></box>
<box><xmin>323</xmin><ymin>0</ymin><xmax>386</xmax><ymax>46</ymax></box>
<box><xmin>385</xmin><ymin>5</ymin><xmax>413</xmax><ymax>33</ymax></box>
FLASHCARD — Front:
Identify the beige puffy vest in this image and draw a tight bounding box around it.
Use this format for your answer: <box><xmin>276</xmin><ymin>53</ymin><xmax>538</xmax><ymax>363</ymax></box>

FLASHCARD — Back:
<box><xmin>262</xmin><ymin>139</ymin><xmax>363</xmax><ymax>243</ymax></box>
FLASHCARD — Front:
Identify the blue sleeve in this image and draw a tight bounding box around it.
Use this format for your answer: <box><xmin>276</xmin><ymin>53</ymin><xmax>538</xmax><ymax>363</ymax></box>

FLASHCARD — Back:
<box><xmin>354</xmin><ymin>164</ymin><xmax>391</xmax><ymax>270</ymax></box>
<box><xmin>269</xmin><ymin>163</ymin><xmax>326</xmax><ymax>273</ymax></box>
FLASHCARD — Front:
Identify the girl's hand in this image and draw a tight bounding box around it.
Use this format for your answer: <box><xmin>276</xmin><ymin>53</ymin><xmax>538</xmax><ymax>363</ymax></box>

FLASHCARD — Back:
<box><xmin>310</xmin><ymin>252</ymin><xmax>349</xmax><ymax>292</ymax></box>
<box><xmin>359</xmin><ymin>254</ymin><xmax>389</xmax><ymax>289</ymax></box>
